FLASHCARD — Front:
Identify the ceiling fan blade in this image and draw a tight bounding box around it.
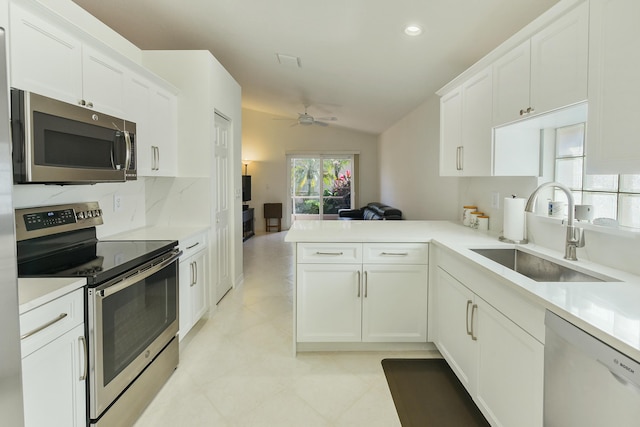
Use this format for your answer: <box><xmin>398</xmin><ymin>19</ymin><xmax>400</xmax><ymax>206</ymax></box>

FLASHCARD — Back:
<box><xmin>313</xmin><ymin>121</ymin><xmax>329</xmax><ymax>127</ymax></box>
<box><xmin>315</xmin><ymin>116</ymin><xmax>338</xmax><ymax>122</ymax></box>
<box><xmin>290</xmin><ymin>122</ymin><xmax>299</xmax><ymax>127</ymax></box>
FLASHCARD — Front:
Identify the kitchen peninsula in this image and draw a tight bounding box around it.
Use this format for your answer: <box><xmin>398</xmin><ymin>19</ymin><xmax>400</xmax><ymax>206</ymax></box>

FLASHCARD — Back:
<box><xmin>286</xmin><ymin>219</ymin><xmax>640</xmax><ymax>425</ymax></box>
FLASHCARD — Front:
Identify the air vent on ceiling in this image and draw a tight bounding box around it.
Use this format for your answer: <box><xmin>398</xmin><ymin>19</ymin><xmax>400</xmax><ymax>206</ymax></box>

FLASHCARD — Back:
<box><xmin>276</xmin><ymin>53</ymin><xmax>302</xmax><ymax>68</ymax></box>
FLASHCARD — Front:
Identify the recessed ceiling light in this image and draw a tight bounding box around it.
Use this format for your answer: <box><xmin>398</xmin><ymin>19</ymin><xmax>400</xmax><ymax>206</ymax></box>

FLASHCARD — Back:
<box><xmin>404</xmin><ymin>24</ymin><xmax>423</xmax><ymax>36</ymax></box>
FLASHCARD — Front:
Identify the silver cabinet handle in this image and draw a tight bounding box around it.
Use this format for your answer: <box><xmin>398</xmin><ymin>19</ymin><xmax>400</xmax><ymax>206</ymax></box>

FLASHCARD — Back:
<box><xmin>364</xmin><ymin>271</ymin><xmax>368</xmax><ymax>298</ymax></box>
<box><xmin>357</xmin><ymin>270</ymin><xmax>361</xmax><ymax>298</ymax></box>
<box><xmin>78</xmin><ymin>99</ymin><xmax>86</xmax><ymax>106</ymax></box>
<box><xmin>315</xmin><ymin>251</ymin><xmax>344</xmax><ymax>256</ymax></box>
<box><xmin>465</xmin><ymin>300</ymin><xmax>472</xmax><ymax>336</ymax></box>
<box><xmin>380</xmin><ymin>252</ymin><xmax>409</xmax><ymax>256</ymax></box>
<box><xmin>79</xmin><ymin>335</ymin><xmax>87</xmax><ymax>381</ymax></box>
<box><xmin>86</xmin><ymin>101</ymin><xmax>94</xmax><ymax>108</ymax></box>
<box><xmin>459</xmin><ymin>146</ymin><xmax>464</xmax><ymax>171</ymax></box>
<box><xmin>20</xmin><ymin>313</ymin><xmax>68</xmax><ymax>340</ymax></box>
<box><xmin>156</xmin><ymin>145</ymin><xmax>160</xmax><ymax>170</ymax></box>
<box><xmin>526</xmin><ymin>107</ymin><xmax>535</xmax><ymax>114</ymax></box>
<box><xmin>193</xmin><ymin>261</ymin><xmax>198</xmax><ymax>285</ymax></box>
<box><xmin>186</xmin><ymin>242</ymin><xmax>200</xmax><ymax>250</ymax></box>
<box><xmin>471</xmin><ymin>304</ymin><xmax>478</xmax><ymax>341</ymax></box>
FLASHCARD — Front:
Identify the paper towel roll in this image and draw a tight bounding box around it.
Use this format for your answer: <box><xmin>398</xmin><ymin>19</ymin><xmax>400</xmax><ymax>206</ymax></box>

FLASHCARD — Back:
<box><xmin>503</xmin><ymin>197</ymin><xmax>526</xmax><ymax>241</ymax></box>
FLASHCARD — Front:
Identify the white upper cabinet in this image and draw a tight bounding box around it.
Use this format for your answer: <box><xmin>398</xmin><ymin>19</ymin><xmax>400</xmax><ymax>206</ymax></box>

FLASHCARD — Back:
<box><xmin>586</xmin><ymin>0</ymin><xmax>640</xmax><ymax>174</ymax></box>
<box><xmin>440</xmin><ymin>67</ymin><xmax>492</xmax><ymax>177</ymax></box>
<box><xmin>81</xmin><ymin>45</ymin><xmax>127</xmax><ymax>117</ymax></box>
<box><xmin>10</xmin><ymin>2</ymin><xmax>127</xmax><ymax>117</ymax></box>
<box><xmin>530</xmin><ymin>1</ymin><xmax>589</xmax><ymax>115</ymax></box>
<box><xmin>439</xmin><ymin>87</ymin><xmax>463</xmax><ymax>176</ymax></box>
<box><xmin>492</xmin><ymin>41</ymin><xmax>531</xmax><ymax>126</ymax></box>
<box><xmin>492</xmin><ymin>1</ymin><xmax>588</xmax><ymax>126</ymax></box>
<box><xmin>10</xmin><ymin>3</ymin><xmax>83</xmax><ymax>103</ymax></box>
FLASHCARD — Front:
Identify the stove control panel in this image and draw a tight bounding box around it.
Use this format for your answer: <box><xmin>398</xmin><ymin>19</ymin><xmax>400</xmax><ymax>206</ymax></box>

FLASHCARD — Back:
<box><xmin>15</xmin><ymin>202</ymin><xmax>104</xmax><ymax>241</ymax></box>
<box><xmin>24</xmin><ymin>208</ymin><xmax>76</xmax><ymax>231</ymax></box>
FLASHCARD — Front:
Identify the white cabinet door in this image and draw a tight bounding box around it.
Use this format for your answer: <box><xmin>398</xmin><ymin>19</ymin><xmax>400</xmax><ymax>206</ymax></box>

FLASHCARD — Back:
<box><xmin>362</xmin><ymin>264</ymin><xmax>427</xmax><ymax>342</ymax></box>
<box><xmin>125</xmin><ymin>75</ymin><xmax>153</xmax><ymax>174</ymax></box>
<box><xmin>190</xmin><ymin>250</ymin><xmax>208</xmax><ymax>323</ymax></box>
<box><xmin>439</xmin><ymin>87</ymin><xmax>463</xmax><ymax>176</ymax></box>
<box><xmin>440</xmin><ymin>69</ymin><xmax>492</xmax><ymax>177</ymax></box>
<box><xmin>126</xmin><ymin>75</ymin><xmax>178</xmax><ymax>177</ymax></box>
<box><xmin>530</xmin><ymin>1</ymin><xmax>588</xmax><ymax>115</ymax></box>
<box><xmin>475</xmin><ymin>300</ymin><xmax>544</xmax><ymax>427</ymax></box>
<box><xmin>461</xmin><ymin>67</ymin><xmax>493</xmax><ymax>176</ymax></box>
<box><xmin>10</xmin><ymin>3</ymin><xmax>83</xmax><ymax>104</ymax></box>
<box><xmin>148</xmin><ymin>86</ymin><xmax>178</xmax><ymax>176</ymax></box>
<box><xmin>492</xmin><ymin>40</ymin><xmax>531</xmax><ymax>126</ymax></box>
<box><xmin>81</xmin><ymin>45</ymin><xmax>126</xmax><ymax>117</ymax></box>
<box><xmin>433</xmin><ymin>267</ymin><xmax>476</xmax><ymax>392</ymax></box>
<box><xmin>586</xmin><ymin>0</ymin><xmax>640</xmax><ymax>174</ymax></box>
<box><xmin>22</xmin><ymin>323</ymin><xmax>86</xmax><ymax>427</ymax></box>
<box><xmin>178</xmin><ymin>258</ymin><xmax>193</xmax><ymax>340</ymax></box>
<box><xmin>296</xmin><ymin>264</ymin><xmax>362</xmax><ymax>342</ymax></box>
<box><xmin>178</xmin><ymin>242</ymin><xmax>209</xmax><ymax>341</ymax></box>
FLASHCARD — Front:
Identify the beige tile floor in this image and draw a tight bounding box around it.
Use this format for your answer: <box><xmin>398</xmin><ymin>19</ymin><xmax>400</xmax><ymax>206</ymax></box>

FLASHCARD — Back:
<box><xmin>135</xmin><ymin>231</ymin><xmax>440</xmax><ymax>426</ymax></box>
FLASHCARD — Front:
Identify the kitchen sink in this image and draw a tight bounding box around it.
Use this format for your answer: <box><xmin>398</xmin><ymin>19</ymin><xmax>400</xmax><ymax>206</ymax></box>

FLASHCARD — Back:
<box><xmin>470</xmin><ymin>248</ymin><xmax>617</xmax><ymax>282</ymax></box>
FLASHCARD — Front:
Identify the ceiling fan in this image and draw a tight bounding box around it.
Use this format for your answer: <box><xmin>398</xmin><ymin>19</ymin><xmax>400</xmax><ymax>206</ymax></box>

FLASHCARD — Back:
<box><xmin>277</xmin><ymin>106</ymin><xmax>338</xmax><ymax>127</ymax></box>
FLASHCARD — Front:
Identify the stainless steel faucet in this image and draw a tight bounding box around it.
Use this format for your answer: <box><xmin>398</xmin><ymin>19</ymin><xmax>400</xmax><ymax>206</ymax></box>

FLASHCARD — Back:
<box><xmin>524</xmin><ymin>181</ymin><xmax>585</xmax><ymax>260</ymax></box>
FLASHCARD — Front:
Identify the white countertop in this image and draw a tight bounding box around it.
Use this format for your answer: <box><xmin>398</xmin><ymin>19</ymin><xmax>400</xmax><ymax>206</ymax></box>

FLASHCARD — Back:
<box><xmin>18</xmin><ymin>277</ymin><xmax>86</xmax><ymax>315</ymax></box>
<box><xmin>286</xmin><ymin>220</ymin><xmax>640</xmax><ymax>361</ymax></box>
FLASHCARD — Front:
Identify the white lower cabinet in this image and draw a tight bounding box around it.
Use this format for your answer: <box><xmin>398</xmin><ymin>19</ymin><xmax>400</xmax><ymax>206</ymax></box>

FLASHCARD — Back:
<box><xmin>296</xmin><ymin>243</ymin><xmax>428</xmax><ymax>345</ymax></box>
<box><xmin>20</xmin><ymin>288</ymin><xmax>86</xmax><ymax>427</ymax></box>
<box><xmin>178</xmin><ymin>233</ymin><xmax>209</xmax><ymax>341</ymax></box>
<box><xmin>434</xmin><ymin>265</ymin><xmax>544</xmax><ymax>427</ymax></box>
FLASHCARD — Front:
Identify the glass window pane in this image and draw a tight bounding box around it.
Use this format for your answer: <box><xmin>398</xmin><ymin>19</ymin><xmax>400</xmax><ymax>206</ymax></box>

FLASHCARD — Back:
<box><xmin>620</xmin><ymin>175</ymin><xmax>640</xmax><ymax>193</ymax></box>
<box><xmin>293</xmin><ymin>197</ymin><xmax>319</xmax><ymax>214</ymax></box>
<box><xmin>292</xmin><ymin>158</ymin><xmax>320</xmax><ymax>197</ymax></box>
<box><xmin>556</xmin><ymin>158</ymin><xmax>583</xmax><ymax>189</ymax></box>
<box><xmin>619</xmin><ymin>194</ymin><xmax>640</xmax><ymax>228</ymax></box>
<box><xmin>556</xmin><ymin>123</ymin><xmax>585</xmax><ymax>157</ymax></box>
<box><xmin>322</xmin><ymin>158</ymin><xmax>352</xmax><ymax>214</ymax></box>
<box><xmin>583</xmin><ymin>192</ymin><xmax>618</xmax><ymax>220</ymax></box>
<box><xmin>584</xmin><ymin>174</ymin><xmax>618</xmax><ymax>192</ymax></box>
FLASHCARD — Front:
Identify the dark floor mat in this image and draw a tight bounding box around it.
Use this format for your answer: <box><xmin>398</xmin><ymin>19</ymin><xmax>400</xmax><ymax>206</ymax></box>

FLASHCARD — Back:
<box><xmin>382</xmin><ymin>358</ymin><xmax>490</xmax><ymax>427</ymax></box>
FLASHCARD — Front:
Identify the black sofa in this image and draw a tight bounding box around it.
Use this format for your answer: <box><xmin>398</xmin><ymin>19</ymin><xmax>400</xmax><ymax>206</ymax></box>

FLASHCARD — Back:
<box><xmin>338</xmin><ymin>202</ymin><xmax>403</xmax><ymax>220</ymax></box>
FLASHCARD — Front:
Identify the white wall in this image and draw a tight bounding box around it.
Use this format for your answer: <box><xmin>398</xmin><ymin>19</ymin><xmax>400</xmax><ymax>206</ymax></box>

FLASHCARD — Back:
<box><xmin>242</xmin><ymin>108</ymin><xmax>379</xmax><ymax>231</ymax></box>
<box><xmin>378</xmin><ymin>95</ymin><xmax>459</xmax><ymax>220</ymax></box>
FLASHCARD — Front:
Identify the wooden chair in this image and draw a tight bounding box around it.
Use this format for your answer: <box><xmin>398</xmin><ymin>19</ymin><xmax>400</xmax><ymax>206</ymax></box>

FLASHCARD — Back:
<box><xmin>264</xmin><ymin>203</ymin><xmax>282</xmax><ymax>232</ymax></box>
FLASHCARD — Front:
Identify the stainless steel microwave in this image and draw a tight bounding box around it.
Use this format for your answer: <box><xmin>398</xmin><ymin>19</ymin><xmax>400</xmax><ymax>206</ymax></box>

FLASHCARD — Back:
<box><xmin>10</xmin><ymin>89</ymin><xmax>136</xmax><ymax>184</ymax></box>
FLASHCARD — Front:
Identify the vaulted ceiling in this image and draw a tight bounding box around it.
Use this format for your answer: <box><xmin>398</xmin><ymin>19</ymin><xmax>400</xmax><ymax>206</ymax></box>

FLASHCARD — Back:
<box><xmin>72</xmin><ymin>0</ymin><xmax>559</xmax><ymax>134</ymax></box>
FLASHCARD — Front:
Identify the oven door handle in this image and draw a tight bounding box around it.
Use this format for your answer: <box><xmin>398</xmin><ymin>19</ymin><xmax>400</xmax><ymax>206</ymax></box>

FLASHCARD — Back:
<box><xmin>98</xmin><ymin>249</ymin><xmax>182</xmax><ymax>298</ymax></box>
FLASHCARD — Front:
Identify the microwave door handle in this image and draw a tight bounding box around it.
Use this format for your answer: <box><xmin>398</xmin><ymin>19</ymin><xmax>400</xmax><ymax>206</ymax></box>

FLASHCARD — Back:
<box><xmin>124</xmin><ymin>131</ymin><xmax>132</xmax><ymax>171</ymax></box>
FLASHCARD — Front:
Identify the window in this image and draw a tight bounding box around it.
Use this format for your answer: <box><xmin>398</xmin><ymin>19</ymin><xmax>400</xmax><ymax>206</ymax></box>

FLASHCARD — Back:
<box><xmin>288</xmin><ymin>155</ymin><xmax>354</xmax><ymax>220</ymax></box>
<box><xmin>554</xmin><ymin>123</ymin><xmax>640</xmax><ymax>228</ymax></box>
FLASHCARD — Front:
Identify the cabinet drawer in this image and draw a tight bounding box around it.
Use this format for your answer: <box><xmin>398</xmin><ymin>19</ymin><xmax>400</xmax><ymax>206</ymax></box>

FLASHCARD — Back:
<box><xmin>297</xmin><ymin>243</ymin><xmax>362</xmax><ymax>264</ymax></box>
<box><xmin>363</xmin><ymin>243</ymin><xmax>428</xmax><ymax>264</ymax></box>
<box><xmin>20</xmin><ymin>288</ymin><xmax>84</xmax><ymax>358</ymax></box>
<box><xmin>180</xmin><ymin>232</ymin><xmax>207</xmax><ymax>257</ymax></box>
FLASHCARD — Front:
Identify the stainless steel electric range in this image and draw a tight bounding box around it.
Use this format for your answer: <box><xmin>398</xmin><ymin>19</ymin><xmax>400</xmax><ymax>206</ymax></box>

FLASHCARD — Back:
<box><xmin>16</xmin><ymin>202</ymin><xmax>182</xmax><ymax>427</ymax></box>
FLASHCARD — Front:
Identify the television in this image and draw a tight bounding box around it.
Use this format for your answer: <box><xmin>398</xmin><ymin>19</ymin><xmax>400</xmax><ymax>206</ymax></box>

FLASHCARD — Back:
<box><xmin>242</xmin><ymin>175</ymin><xmax>251</xmax><ymax>202</ymax></box>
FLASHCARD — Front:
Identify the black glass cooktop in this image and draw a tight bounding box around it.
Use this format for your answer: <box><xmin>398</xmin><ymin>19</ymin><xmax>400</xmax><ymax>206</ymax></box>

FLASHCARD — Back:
<box><xmin>18</xmin><ymin>237</ymin><xmax>177</xmax><ymax>286</ymax></box>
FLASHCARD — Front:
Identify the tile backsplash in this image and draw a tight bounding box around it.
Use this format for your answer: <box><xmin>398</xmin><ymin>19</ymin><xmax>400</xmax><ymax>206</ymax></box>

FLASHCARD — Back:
<box><xmin>13</xmin><ymin>180</ymin><xmax>146</xmax><ymax>238</ymax></box>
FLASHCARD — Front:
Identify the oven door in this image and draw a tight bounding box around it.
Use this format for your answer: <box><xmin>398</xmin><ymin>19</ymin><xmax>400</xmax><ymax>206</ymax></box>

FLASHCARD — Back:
<box><xmin>87</xmin><ymin>249</ymin><xmax>181</xmax><ymax>420</ymax></box>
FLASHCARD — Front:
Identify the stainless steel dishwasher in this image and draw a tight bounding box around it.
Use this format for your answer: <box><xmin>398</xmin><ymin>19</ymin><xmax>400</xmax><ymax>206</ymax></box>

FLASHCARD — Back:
<box><xmin>544</xmin><ymin>310</ymin><xmax>640</xmax><ymax>426</ymax></box>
